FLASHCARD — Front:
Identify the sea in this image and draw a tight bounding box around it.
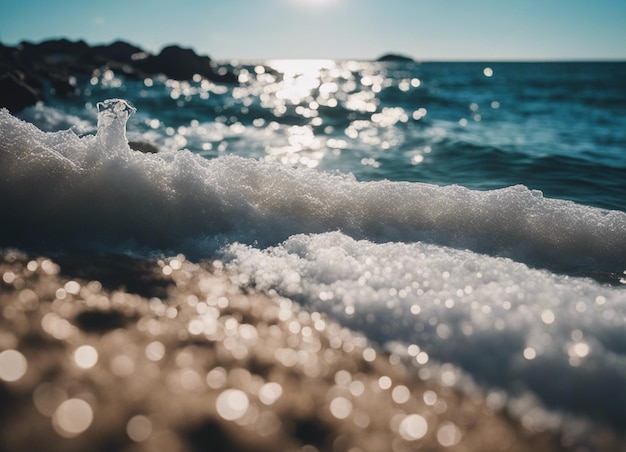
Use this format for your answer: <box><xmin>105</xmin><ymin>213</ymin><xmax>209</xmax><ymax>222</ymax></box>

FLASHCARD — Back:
<box><xmin>1</xmin><ymin>60</ymin><xmax>626</xmax><ymax>436</ymax></box>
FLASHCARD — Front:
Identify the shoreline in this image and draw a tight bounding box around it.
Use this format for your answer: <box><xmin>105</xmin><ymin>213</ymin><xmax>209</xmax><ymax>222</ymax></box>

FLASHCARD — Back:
<box><xmin>1</xmin><ymin>248</ymin><xmax>621</xmax><ymax>451</ymax></box>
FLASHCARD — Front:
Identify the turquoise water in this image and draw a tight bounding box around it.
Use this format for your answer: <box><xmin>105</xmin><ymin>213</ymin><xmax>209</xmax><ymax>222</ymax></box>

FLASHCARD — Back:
<box><xmin>30</xmin><ymin>60</ymin><xmax>626</xmax><ymax>212</ymax></box>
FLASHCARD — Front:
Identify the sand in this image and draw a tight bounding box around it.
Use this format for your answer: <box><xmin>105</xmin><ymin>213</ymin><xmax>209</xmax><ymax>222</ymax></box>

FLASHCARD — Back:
<box><xmin>0</xmin><ymin>248</ymin><xmax>615</xmax><ymax>451</ymax></box>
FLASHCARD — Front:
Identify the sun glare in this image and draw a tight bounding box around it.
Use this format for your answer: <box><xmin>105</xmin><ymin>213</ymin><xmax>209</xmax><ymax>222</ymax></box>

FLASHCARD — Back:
<box><xmin>294</xmin><ymin>0</ymin><xmax>336</xmax><ymax>7</ymax></box>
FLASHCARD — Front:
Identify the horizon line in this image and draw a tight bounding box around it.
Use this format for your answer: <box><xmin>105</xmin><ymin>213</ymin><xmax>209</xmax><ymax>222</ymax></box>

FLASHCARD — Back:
<box><xmin>3</xmin><ymin>38</ymin><xmax>625</xmax><ymax>64</ymax></box>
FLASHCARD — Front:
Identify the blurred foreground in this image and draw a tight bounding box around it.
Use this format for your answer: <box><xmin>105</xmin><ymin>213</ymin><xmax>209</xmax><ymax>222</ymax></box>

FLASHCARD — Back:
<box><xmin>0</xmin><ymin>249</ymin><xmax>585</xmax><ymax>452</ymax></box>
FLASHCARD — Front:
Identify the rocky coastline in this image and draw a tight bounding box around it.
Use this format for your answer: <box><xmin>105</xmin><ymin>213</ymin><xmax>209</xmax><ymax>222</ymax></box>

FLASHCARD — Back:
<box><xmin>0</xmin><ymin>39</ymin><xmax>238</xmax><ymax>113</ymax></box>
<box><xmin>0</xmin><ymin>39</ymin><xmax>422</xmax><ymax>114</ymax></box>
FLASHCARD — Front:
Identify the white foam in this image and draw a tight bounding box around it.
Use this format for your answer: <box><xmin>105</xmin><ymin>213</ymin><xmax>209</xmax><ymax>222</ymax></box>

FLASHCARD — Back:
<box><xmin>1</xmin><ymin>105</ymin><xmax>625</xmax><ymax>276</ymax></box>
<box><xmin>224</xmin><ymin>231</ymin><xmax>626</xmax><ymax>426</ymax></box>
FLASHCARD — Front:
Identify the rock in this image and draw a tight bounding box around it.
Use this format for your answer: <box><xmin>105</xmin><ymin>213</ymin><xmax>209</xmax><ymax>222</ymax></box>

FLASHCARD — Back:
<box><xmin>376</xmin><ymin>53</ymin><xmax>415</xmax><ymax>63</ymax></box>
<box><xmin>129</xmin><ymin>141</ymin><xmax>159</xmax><ymax>154</ymax></box>
<box><xmin>90</xmin><ymin>40</ymin><xmax>145</xmax><ymax>64</ymax></box>
<box><xmin>48</xmin><ymin>72</ymin><xmax>77</xmax><ymax>97</ymax></box>
<box><xmin>136</xmin><ymin>45</ymin><xmax>220</xmax><ymax>81</ymax></box>
<box><xmin>0</xmin><ymin>39</ymin><xmax>239</xmax><ymax>110</ymax></box>
<box><xmin>0</xmin><ymin>71</ymin><xmax>43</xmax><ymax>113</ymax></box>
<box><xmin>0</xmin><ymin>43</ymin><xmax>44</xmax><ymax>111</ymax></box>
<box><xmin>19</xmin><ymin>38</ymin><xmax>91</xmax><ymax>61</ymax></box>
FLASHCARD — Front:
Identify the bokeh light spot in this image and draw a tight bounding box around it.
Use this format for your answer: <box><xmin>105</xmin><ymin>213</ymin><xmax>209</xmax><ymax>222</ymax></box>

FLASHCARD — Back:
<box><xmin>259</xmin><ymin>382</ymin><xmax>283</xmax><ymax>405</ymax></box>
<box><xmin>398</xmin><ymin>414</ymin><xmax>428</xmax><ymax>441</ymax></box>
<box><xmin>391</xmin><ymin>385</ymin><xmax>411</xmax><ymax>404</ymax></box>
<box><xmin>52</xmin><ymin>399</ymin><xmax>93</xmax><ymax>437</ymax></box>
<box><xmin>0</xmin><ymin>349</ymin><xmax>27</xmax><ymax>382</ymax></box>
<box><xmin>329</xmin><ymin>396</ymin><xmax>353</xmax><ymax>419</ymax></box>
<box><xmin>73</xmin><ymin>345</ymin><xmax>98</xmax><ymax>369</ymax></box>
<box><xmin>216</xmin><ymin>389</ymin><xmax>249</xmax><ymax>421</ymax></box>
<box><xmin>127</xmin><ymin>415</ymin><xmax>152</xmax><ymax>442</ymax></box>
<box><xmin>437</xmin><ymin>421</ymin><xmax>462</xmax><ymax>447</ymax></box>
<box><xmin>145</xmin><ymin>341</ymin><xmax>166</xmax><ymax>361</ymax></box>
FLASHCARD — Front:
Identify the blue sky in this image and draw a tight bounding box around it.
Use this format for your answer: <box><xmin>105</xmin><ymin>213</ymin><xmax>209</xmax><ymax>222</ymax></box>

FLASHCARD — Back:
<box><xmin>1</xmin><ymin>0</ymin><xmax>625</xmax><ymax>61</ymax></box>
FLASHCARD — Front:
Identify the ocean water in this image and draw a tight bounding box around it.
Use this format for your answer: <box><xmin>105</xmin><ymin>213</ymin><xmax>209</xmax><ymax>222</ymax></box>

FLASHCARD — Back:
<box><xmin>2</xmin><ymin>60</ymin><xmax>626</xmax><ymax>435</ymax></box>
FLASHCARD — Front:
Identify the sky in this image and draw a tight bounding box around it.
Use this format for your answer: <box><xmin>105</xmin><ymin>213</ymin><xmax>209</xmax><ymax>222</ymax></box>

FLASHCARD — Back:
<box><xmin>1</xmin><ymin>0</ymin><xmax>625</xmax><ymax>61</ymax></box>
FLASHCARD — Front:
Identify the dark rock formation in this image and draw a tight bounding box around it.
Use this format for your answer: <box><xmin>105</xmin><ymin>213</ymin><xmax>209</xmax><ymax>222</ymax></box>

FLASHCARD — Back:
<box><xmin>19</xmin><ymin>38</ymin><xmax>91</xmax><ymax>59</ymax></box>
<box><xmin>0</xmin><ymin>71</ymin><xmax>43</xmax><ymax>112</ymax></box>
<box><xmin>0</xmin><ymin>39</ymin><xmax>238</xmax><ymax>113</ymax></box>
<box><xmin>91</xmin><ymin>40</ymin><xmax>145</xmax><ymax>64</ymax></box>
<box><xmin>0</xmin><ymin>43</ymin><xmax>43</xmax><ymax>89</ymax></box>
<box><xmin>129</xmin><ymin>141</ymin><xmax>160</xmax><ymax>154</ymax></box>
<box><xmin>376</xmin><ymin>53</ymin><xmax>415</xmax><ymax>63</ymax></box>
<box><xmin>136</xmin><ymin>45</ymin><xmax>214</xmax><ymax>80</ymax></box>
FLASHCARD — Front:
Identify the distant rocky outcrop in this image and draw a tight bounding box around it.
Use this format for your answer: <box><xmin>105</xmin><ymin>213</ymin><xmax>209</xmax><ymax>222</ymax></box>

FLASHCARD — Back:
<box><xmin>376</xmin><ymin>53</ymin><xmax>415</xmax><ymax>63</ymax></box>
<box><xmin>0</xmin><ymin>39</ymin><xmax>238</xmax><ymax>113</ymax></box>
<box><xmin>0</xmin><ymin>70</ymin><xmax>43</xmax><ymax>113</ymax></box>
<box><xmin>135</xmin><ymin>45</ymin><xmax>215</xmax><ymax>81</ymax></box>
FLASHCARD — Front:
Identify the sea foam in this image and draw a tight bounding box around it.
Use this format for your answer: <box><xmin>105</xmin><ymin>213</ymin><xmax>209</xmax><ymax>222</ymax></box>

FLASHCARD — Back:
<box><xmin>1</xmin><ymin>101</ymin><xmax>625</xmax><ymax>278</ymax></box>
<box><xmin>224</xmin><ymin>232</ymin><xmax>626</xmax><ymax>428</ymax></box>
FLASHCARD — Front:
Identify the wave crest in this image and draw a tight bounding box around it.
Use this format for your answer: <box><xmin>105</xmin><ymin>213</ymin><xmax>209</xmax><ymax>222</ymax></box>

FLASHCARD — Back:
<box><xmin>1</xmin><ymin>106</ymin><xmax>624</xmax><ymax>278</ymax></box>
